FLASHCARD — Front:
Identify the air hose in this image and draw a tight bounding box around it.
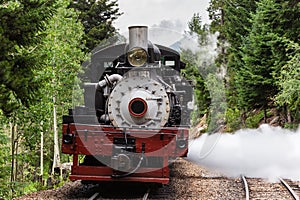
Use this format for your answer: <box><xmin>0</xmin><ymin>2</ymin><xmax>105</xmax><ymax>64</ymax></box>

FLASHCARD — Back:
<box><xmin>111</xmin><ymin>155</ymin><xmax>144</xmax><ymax>178</ymax></box>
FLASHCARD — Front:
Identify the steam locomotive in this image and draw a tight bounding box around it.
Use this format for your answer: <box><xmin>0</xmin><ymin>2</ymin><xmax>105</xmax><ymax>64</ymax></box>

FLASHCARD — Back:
<box><xmin>62</xmin><ymin>26</ymin><xmax>193</xmax><ymax>184</ymax></box>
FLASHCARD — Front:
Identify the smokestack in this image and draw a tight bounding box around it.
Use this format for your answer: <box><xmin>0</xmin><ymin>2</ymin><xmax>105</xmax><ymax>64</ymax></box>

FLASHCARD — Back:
<box><xmin>128</xmin><ymin>26</ymin><xmax>148</xmax><ymax>51</ymax></box>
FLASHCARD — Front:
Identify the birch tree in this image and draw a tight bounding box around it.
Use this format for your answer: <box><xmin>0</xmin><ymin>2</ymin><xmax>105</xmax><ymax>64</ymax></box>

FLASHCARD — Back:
<box><xmin>39</xmin><ymin>0</ymin><xmax>85</xmax><ymax>175</ymax></box>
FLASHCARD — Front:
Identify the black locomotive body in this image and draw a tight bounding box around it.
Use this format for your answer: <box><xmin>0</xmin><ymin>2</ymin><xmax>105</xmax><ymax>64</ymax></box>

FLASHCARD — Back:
<box><xmin>62</xmin><ymin>26</ymin><xmax>193</xmax><ymax>184</ymax></box>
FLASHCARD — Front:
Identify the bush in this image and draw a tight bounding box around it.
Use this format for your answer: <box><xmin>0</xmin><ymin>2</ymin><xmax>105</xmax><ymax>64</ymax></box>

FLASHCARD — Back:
<box><xmin>245</xmin><ymin>110</ymin><xmax>265</xmax><ymax>128</ymax></box>
<box><xmin>225</xmin><ymin>108</ymin><xmax>242</xmax><ymax>132</ymax></box>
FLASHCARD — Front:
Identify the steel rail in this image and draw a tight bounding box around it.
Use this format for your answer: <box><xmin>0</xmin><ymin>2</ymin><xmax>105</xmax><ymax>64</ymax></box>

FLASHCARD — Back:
<box><xmin>142</xmin><ymin>188</ymin><xmax>151</xmax><ymax>200</ymax></box>
<box><xmin>241</xmin><ymin>175</ymin><xmax>249</xmax><ymax>200</ymax></box>
<box><xmin>279</xmin><ymin>177</ymin><xmax>300</xmax><ymax>200</ymax></box>
<box><xmin>88</xmin><ymin>192</ymin><xmax>99</xmax><ymax>200</ymax></box>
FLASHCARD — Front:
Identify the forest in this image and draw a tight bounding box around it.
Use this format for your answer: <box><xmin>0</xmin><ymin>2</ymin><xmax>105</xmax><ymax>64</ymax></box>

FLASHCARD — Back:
<box><xmin>0</xmin><ymin>0</ymin><xmax>299</xmax><ymax>198</ymax></box>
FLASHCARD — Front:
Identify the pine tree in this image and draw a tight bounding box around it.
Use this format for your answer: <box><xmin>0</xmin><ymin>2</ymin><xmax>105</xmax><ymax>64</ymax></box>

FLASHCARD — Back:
<box><xmin>35</xmin><ymin>0</ymin><xmax>85</xmax><ymax>176</ymax></box>
<box><xmin>275</xmin><ymin>40</ymin><xmax>300</xmax><ymax>124</ymax></box>
<box><xmin>236</xmin><ymin>0</ymin><xmax>300</xmax><ymax>113</ymax></box>
<box><xmin>0</xmin><ymin>0</ymin><xmax>56</xmax><ymax>115</ymax></box>
<box><xmin>1</xmin><ymin>0</ymin><xmax>85</xmax><ymax>196</ymax></box>
<box><xmin>223</xmin><ymin>0</ymin><xmax>257</xmax><ymax>106</ymax></box>
<box><xmin>181</xmin><ymin>49</ymin><xmax>211</xmax><ymax>123</ymax></box>
<box><xmin>208</xmin><ymin>0</ymin><xmax>257</xmax><ymax>110</ymax></box>
<box><xmin>69</xmin><ymin>0</ymin><xmax>122</xmax><ymax>52</ymax></box>
<box><xmin>235</xmin><ymin>0</ymin><xmax>292</xmax><ymax>120</ymax></box>
<box><xmin>207</xmin><ymin>0</ymin><xmax>226</xmax><ymax>66</ymax></box>
<box><xmin>188</xmin><ymin>13</ymin><xmax>209</xmax><ymax>45</ymax></box>
<box><xmin>207</xmin><ymin>0</ymin><xmax>300</xmax><ymax>128</ymax></box>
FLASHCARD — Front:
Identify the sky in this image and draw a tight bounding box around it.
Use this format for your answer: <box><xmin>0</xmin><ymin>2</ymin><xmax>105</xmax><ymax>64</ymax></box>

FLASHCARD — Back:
<box><xmin>114</xmin><ymin>0</ymin><xmax>210</xmax><ymax>34</ymax></box>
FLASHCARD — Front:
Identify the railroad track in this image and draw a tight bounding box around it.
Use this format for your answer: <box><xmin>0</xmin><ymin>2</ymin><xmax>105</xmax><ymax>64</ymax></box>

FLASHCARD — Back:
<box><xmin>142</xmin><ymin>188</ymin><xmax>151</xmax><ymax>200</ymax></box>
<box><xmin>241</xmin><ymin>175</ymin><xmax>300</xmax><ymax>200</ymax></box>
<box><xmin>241</xmin><ymin>175</ymin><xmax>250</xmax><ymax>200</ymax></box>
<box><xmin>88</xmin><ymin>192</ymin><xmax>100</xmax><ymax>200</ymax></box>
<box><xmin>42</xmin><ymin>159</ymin><xmax>300</xmax><ymax>200</ymax></box>
<box><xmin>279</xmin><ymin>178</ymin><xmax>300</xmax><ymax>200</ymax></box>
<box><xmin>87</xmin><ymin>185</ymin><xmax>152</xmax><ymax>200</ymax></box>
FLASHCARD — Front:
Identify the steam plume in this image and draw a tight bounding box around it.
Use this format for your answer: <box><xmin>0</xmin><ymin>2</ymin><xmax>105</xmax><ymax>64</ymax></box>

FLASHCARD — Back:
<box><xmin>187</xmin><ymin>124</ymin><xmax>300</xmax><ymax>181</ymax></box>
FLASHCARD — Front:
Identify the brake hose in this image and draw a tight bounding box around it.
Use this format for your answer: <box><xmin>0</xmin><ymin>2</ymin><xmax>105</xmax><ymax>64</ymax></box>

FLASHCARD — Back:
<box><xmin>111</xmin><ymin>155</ymin><xmax>144</xmax><ymax>178</ymax></box>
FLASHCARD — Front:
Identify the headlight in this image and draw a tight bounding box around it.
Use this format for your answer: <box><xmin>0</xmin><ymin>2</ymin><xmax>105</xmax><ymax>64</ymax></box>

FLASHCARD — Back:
<box><xmin>127</xmin><ymin>47</ymin><xmax>147</xmax><ymax>67</ymax></box>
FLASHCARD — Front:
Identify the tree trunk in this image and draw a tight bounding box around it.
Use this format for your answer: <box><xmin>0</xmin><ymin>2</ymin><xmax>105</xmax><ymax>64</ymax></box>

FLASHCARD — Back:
<box><xmin>10</xmin><ymin>122</ymin><xmax>15</xmax><ymax>183</ymax></box>
<box><xmin>287</xmin><ymin>108</ymin><xmax>292</xmax><ymax>123</ymax></box>
<box><xmin>51</xmin><ymin>20</ymin><xmax>62</xmax><ymax>178</ymax></box>
<box><xmin>52</xmin><ymin>96</ymin><xmax>61</xmax><ymax>176</ymax></box>
<box><xmin>10</xmin><ymin>122</ymin><xmax>17</xmax><ymax>197</ymax></box>
<box><xmin>241</xmin><ymin>110</ymin><xmax>247</xmax><ymax>127</ymax></box>
<box><xmin>15</xmin><ymin>138</ymin><xmax>18</xmax><ymax>181</ymax></box>
<box><xmin>40</xmin><ymin>121</ymin><xmax>44</xmax><ymax>181</ymax></box>
<box><xmin>263</xmin><ymin>107</ymin><xmax>267</xmax><ymax>123</ymax></box>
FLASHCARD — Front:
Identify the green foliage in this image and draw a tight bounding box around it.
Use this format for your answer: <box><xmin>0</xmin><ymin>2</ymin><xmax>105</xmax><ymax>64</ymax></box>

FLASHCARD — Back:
<box><xmin>22</xmin><ymin>182</ymin><xmax>41</xmax><ymax>194</ymax></box>
<box><xmin>69</xmin><ymin>0</ymin><xmax>122</xmax><ymax>52</ymax></box>
<box><xmin>284</xmin><ymin>122</ymin><xmax>300</xmax><ymax>130</ymax></box>
<box><xmin>245</xmin><ymin>110</ymin><xmax>265</xmax><ymax>128</ymax></box>
<box><xmin>0</xmin><ymin>0</ymin><xmax>122</xmax><ymax>198</ymax></box>
<box><xmin>207</xmin><ymin>1</ymin><xmax>257</xmax><ymax>125</ymax></box>
<box><xmin>181</xmin><ymin>49</ymin><xmax>211</xmax><ymax>125</ymax></box>
<box><xmin>225</xmin><ymin>107</ymin><xmax>242</xmax><ymax>132</ymax></box>
<box><xmin>0</xmin><ymin>0</ymin><xmax>56</xmax><ymax>115</ymax></box>
<box><xmin>207</xmin><ymin>0</ymin><xmax>225</xmax><ymax>33</ymax></box>
<box><xmin>0</xmin><ymin>0</ymin><xmax>85</xmax><ymax>198</ymax></box>
<box><xmin>22</xmin><ymin>0</ymin><xmax>85</xmax><ymax>178</ymax></box>
<box><xmin>235</xmin><ymin>0</ymin><xmax>300</xmax><ymax>113</ymax></box>
<box><xmin>207</xmin><ymin>0</ymin><xmax>300</xmax><ymax>129</ymax></box>
<box><xmin>13</xmin><ymin>181</ymin><xmax>39</xmax><ymax>196</ymax></box>
<box><xmin>188</xmin><ymin>13</ymin><xmax>209</xmax><ymax>45</ymax></box>
<box><xmin>0</xmin><ymin>118</ymin><xmax>10</xmax><ymax>199</ymax></box>
<box><xmin>223</xmin><ymin>0</ymin><xmax>257</xmax><ymax>52</ymax></box>
<box><xmin>39</xmin><ymin>0</ymin><xmax>85</xmax><ymax>100</ymax></box>
<box><xmin>236</xmin><ymin>0</ymin><xmax>280</xmax><ymax>110</ymax></box>
<box><xmin>205</xmin><ymin>73</ymin><xmax>227</xmax><ymax>131</ymax></box>
<box><xmin>223</xmin><ymin>0</ymin><xmax>257</xmax><ymax>108</ymax></box>
<box><xmin>275</xmin><ymin>41</ymin><xmax>300</xmax><ymax>112</ymax></box>
<box><xmin>184</xmin><ymin>10</ymin><xmax>229</xmax><ymax>130</ymax></box>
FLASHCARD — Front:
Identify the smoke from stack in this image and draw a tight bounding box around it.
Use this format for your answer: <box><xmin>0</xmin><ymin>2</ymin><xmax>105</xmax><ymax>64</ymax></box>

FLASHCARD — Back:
<box><xmin>187</xmin><ymin>124</ymin><xmax>300</xmax><ymax>181</ymax></box>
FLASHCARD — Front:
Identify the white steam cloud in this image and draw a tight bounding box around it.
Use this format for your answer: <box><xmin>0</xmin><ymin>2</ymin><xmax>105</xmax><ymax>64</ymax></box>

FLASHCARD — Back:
<box><xmin>187</xmin><ymin>124</ymin><xmax>300</xmax><ymax>181</ymax></box>
<box><xmin>152</xmin><ymin>19</ymin><xmax>186</xmax><ymax>33</ymax></box>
